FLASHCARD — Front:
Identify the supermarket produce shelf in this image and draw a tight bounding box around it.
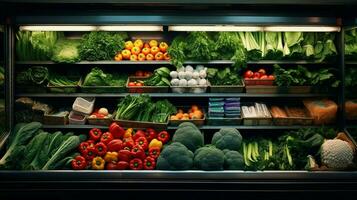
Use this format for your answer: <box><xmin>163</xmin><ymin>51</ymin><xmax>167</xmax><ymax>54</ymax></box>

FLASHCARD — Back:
<box><xmin>15</xmin><ymin>93</ymin><xmax>335</xmax><ymax>98</ymax></box>
<box><xmin>42</xmin><ymin>124</ymin><xmax>330</xmax><ymax>130</ymax></box>
<box><xmin>15</xmin><ymin>60</ymin><xmax>331</xmax><ymax>65</ymax></box>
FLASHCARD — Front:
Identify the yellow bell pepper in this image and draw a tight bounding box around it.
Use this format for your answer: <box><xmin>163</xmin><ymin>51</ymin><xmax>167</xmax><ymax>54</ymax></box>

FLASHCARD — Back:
<box><xmin>104</xmin><ymin>152</ymin><xmax>118</xmax><ymax>162</ymax></box>
<box><xmin>149</xmin><ymin>139</ymin><xmax>163</xmax><ymax>149</ymax></box>
<box><xmin>124</xmin><ymin>128</ymin><xmax>133</xmax><ymax>138</ymax></box>
<box><xmin>92</xmin><ymin>157</ymin><xmax>105</xmax><ymax>170</ymax></box>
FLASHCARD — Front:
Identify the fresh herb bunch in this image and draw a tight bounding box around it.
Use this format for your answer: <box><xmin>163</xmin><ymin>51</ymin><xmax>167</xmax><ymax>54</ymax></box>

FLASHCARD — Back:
<box><xmin>185</xmin><ymin>32</ymin><xmax>217</xmax><ymax>61</ymax></box>
<box><xmin>207</xmin><ymin>67</ymin><xmax>242</xmax><ymax>86</ymax></box>
<box><xmin>83</xmin><ymin>67</ymin><xmax>127</xmax><ymax>86</ymax></box>
<box><xmin>168</xmin><ymin>36</ymin><xmax>186</xmax><ymax>68</ymax></box>
<box><xmin>78</xmin><ymin>32</ymin><xmax>128</xmax><ymax>61</ymax></box>
<box><xmin>16</xmin><ymin>66</ymin><xmax>49</xmax><ymax>85</ymax></box>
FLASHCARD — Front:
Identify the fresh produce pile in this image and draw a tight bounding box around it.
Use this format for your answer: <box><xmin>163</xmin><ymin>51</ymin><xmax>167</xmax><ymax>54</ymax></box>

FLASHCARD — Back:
<box><xmin>115</xmin><ymin>39</ymin><xmax>170</xmax><ymax>61</ymax></box>
<box><xmin>170</xmin><ymin>105</ymin><xmax>204</xmax><ymax>121</ymax></box>
<box><xmin>79</xmin><ymin>32</ymin><xmax>128</xmax><ymax>61</ymax></box>
<box><xmin>71</xmin><ymin>123</ymin><xmax>170</xmax><ymax>170</ymax></box>
<box><xmin>88</xmin><ymin>108</ymin><xmax>112</xmax><ymax>120</ymax></box>
<box><xmin>128</xmin><ymin>67</ymin><xmax>171</xmax><ymax>87</ymax></box>
<box><xmin>208</xmin><ymin>98</ymin><xmax>241</xmax><ymax>118</ymax></box>
<box><xmin>207</xmin><ymin>67</ymin><xmax>243</xmax><ymax>86</ymax></box>
<box><xmin>83</xmin><ymin>67</ymin><xmax>127</xmax><ymax>87</ymax></box>
<box><xmin>114</xmin><ymin>94</ymin><xmax>176</xmax><ymax>123</ymax></box>
<box><xmin>48</xmin><ymin>74</ymin><xmax>79</xmax><ymax>87</ymax></box>
<box><xmin>243</xmin><ymin>128</ymin><xmax>355</xmax><ymax>170</ymax></box>
<box><xmin>170</xmin><ymin>65</ymin><xmax>208</xmax><ymax>87</ymax></box>
<box><xmin>16</xmin><ymin>66</ymin><xmax>49</xmax><ymax>86</ymax></box>
<box><xmin>51</xmin><ymin>39</ymin><xmax>81</xmax><ymax>63</ymax></box>
<box><xmin>243</xmin><ymin>68</ymin><xmax>275</xmax><ymax>85</ymax></box>
<box><xmin>16</xmin><ymin>31</ymin><xmax>61</xmax><ymax>61</ymax></box>
<box><xmin>157</xmin><ymin>123</ymin><xmax>245</xmax><ymax>170</ymax></box>
<box><xmin>0</xmin><ymin>122</ymin><xmax>87</xmax><ymax>170</ymax></box>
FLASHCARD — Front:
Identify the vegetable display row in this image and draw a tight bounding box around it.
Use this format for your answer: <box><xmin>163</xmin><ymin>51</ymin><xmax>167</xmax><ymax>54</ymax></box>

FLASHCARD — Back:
<box><xmin>0</xmin><ymin>122</ymin><xmax>355</xmax><ymax>171</ymax></box>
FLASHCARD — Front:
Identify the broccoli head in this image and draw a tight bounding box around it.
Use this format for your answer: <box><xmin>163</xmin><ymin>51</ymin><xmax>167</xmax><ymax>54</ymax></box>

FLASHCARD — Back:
<box><xmin>194</xmin><ymin>145</ymin><xmax>225</xmax><ymax>171</ymax></box>
<box><xmin>223</xmin><ymin>149</ymin><xmax>244</xmax><ymax>170</ymax></box>
<box><xmin>156</xmin><ymin>142</ymin><xmax>194</xmax><ymax>170</ymax></box>
<box><xmin>211</xmin><ymin>128</ymin><xmax>243</xmax><ymax>151</ymax></box>
<box><xmin>173</xmin><ymin>122</ymin><xmax>204</xmax><ymax>152</ymax></box>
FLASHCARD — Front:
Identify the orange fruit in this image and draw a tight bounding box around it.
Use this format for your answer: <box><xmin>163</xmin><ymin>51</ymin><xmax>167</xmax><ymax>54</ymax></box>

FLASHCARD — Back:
<box><xmin>164</xmin><ymin>52</ymin><xmax>170</xmax><ymax>60</ymax></box>
<box><xmin>134</xmin><ymin>39</ymin><xmax>144</xmax><ymax>48</ymax></box>
<box><xmin>146</xmin><ymin>53</ymin><xmax>154</xmax><ymax>61</ymax></box>
<box><xmin>151</xmin><ymin>46</ymin><xmax>159</xmax><ymax>55</ymax></box>
<box><xmin>130</xmin><ymin>54</ymin><xmax>138</xmax><ymax>61</ymax></box>
<box><xmin>159</xmin><ymin>42</ymin><xmax>168</xmax><ymax>52</ymax></box>
<box><xmin>144</xmin><ymin>43</ymin><xmax>150</xmax><ymax>48</ymax></box>
<box><xmin>141</xmin><ymin>47</ymin><xmax>150</xmax><ymax>55</ymax></box>
<box><xmin>149</xmin><ymin>40</ymin><xmax>158</xmax><ymax>47</ymax></box>
<box><xmin>138</xmin><ymin>53</ymin><xmax>146</xmax><ymax>61</ymax></box>
<box><xmin>114</xmin><ymin>53</ymin><xmax>123</xmax><ymax>61</ymax></box>
<box><xmin>176</xmin><ymin>113</ymin><xmax>183</xmax><ymax>119</ymax></box>
<box><xmin>131</xmin><ymin>46</ymin><xmax>141</xmax><ymax>55</ymax></box>
<box><xmin>125</xmin><ymin>41</ymin><xmax>134</xmax><ymax>50</ymax></box>
<box><xmin>155</xmin><ymin>52</ymin><xmax>164</xmax><ymax>60</ymax></box>
<box><xmin>191</xmin><ymin>105</ymin><xmax>199</xmax><ymax>111</ymax></box>
<box><xmin>170</xmin><ymin>115</ymin><xmax>179</xmax><ymax>120</ymax></box>
<box><xmin>121</xmin><ymin>49</ymin><xmax>131</xmax><ymax>60</ymax></box>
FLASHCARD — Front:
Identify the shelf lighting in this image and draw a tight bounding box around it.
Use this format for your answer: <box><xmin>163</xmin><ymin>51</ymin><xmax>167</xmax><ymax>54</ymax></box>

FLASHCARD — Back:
<box><xmin>20</xmin><ymin>25</ymin><xmax>163</xmax><ymax>32</ymax></box>
<box><xmin>168</xmin><ymin>25</ymin><xmax>263</xmax><ymax>32</ymax></box>
<box><xmin>20</xmin><ymin>25</ymin><xmax>98</xmax><ymax>31</ymax></box>
<box><xmin>99</xmin><ymin>25</ymin><xmax>163</xmax><ymax>31</ymax></box>
<box><xmin>264</xmin><ymin>26</ymin><xmax>341</xmax><ymax>32</ymax></box>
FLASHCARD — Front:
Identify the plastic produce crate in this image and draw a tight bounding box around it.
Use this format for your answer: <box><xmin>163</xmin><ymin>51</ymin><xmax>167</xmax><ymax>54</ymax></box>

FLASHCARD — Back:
<box><xmin>69</xmin><ymin>111</ymin><xmax>87</xmax><ymax>125</ymax></box>
<box><xmin>72</xmin><ymin>97</ymin><xmax>95</xmax><ymax>115</ymax></box>
<box><xmin>270</xmin><ymin>106</ymin><xmax>313</xmax><ymax>126</ymax></box>
<box><xmin>242</xmin><ymin>103</ymin><xmax>272</xmax><ymax>126</ymax></box>
<box><xmin>127</xmin><ymin>76</ymin><xmax>169</xmax><ymax>93</ymax></box>
<box><xmin>43</xmin><ymin>111</ymin><xmax>69</xmax><ymax>125</ymax></box>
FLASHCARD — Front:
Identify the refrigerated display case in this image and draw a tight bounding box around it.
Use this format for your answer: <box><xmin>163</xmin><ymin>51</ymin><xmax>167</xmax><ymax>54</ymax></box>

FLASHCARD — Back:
<box><xmin>0</xmin><ymin>0</ymin><xmax>357</xmax><ymax>198</ymax></box>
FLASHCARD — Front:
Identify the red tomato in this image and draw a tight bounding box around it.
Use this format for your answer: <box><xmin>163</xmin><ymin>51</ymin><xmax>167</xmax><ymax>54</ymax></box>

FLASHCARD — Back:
<box><xmin>135</xmin><ymin>71</ymin><xmax>144</xmax><ymax>77</ymax></box>
<box><xmin>136</xmin><ymin>82</ymin><xmax>144</xmax><ymax>86</ymax></box>
<box><xmin>128</xmin><ymin>82</ymin><xmax>136</xmax><ymax>87</ymax></box>
<box><xmin>268</xmin><ymin>75</ymin><xmax>275</xmax><ymax>80</ymax></box>
<box><xmin>95</xmin><ymin>113</ymin><xmax>106</xmax><ymax>118</ymax></box>
<box><xmin>258</xmin><ymin>69</ymin><xmax>266</xmax><ymax>75</ymax></box>
<box><xmin>244</xmin><ymin>70</ymin><xmax>254</xmax><ymax>78</ymax></box>
<box><xmin>253</xmin><ymin>77</ymin><xmax>259</xmax><ymax>80</ymax></box>
<box><xmin>260</xmin><ymin>75</ymin><xmax>268</xmax><ymax>79</ymax></box>
<box><xmin>253</xmin><ymin>72</ymin><xmax>261</xmax><ymax>78</ymax></box>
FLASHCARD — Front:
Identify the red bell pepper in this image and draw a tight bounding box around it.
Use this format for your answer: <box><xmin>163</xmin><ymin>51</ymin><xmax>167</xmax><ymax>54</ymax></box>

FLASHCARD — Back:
<box><xmin>89</xmin><ymin>128</ymin><xmax>102</xmax><ymax>141</ymax></box>
<box><xmin>131</xmin><ymin>144</ymin><xmax>146</xmax><ymax>160</ymax></box>
<box><xmin>135</xmin><ymin>136</ymin><xmax>148</xmax><ymax>150</ymax></box>
<box><xmin>106</xmin><ymin>161</ymin><xmax>118</xmax><ymax>170</ymax></box>
<box><xmin>145</xmin><ymin>128</ymin><xmax>157</xmax><ymax>142</ymax></box>
<box><xmin>143</xmin><ymin>156</ymin><xmax>156</xmax><ymax>170</ymax></box>
<box><xmin>118</xmin><ymin>149</ymin><xmax>132</xmax><ymax>162</ymax></box>
<box><xmin>107</xmin><ymin>139</ymin><xmax>123</xmax><ymax>152</ymax></box>
<box><xmin>129</xmin><ymin>158</ymin><xmax>143</xmax><ymax>170</ymax></box>
<box><xmin>84</xmin><ymin>146</ymin><xmax>97</xmax><ymax>161</ymax></box>
<box><xmin>95</xmin><ymin>142</ymin><xmax>107</xmax><ymax>157</ymax></box>
<box><xmin>132</xmin><ymin>130</ymin><xmax>146</xmax><ymax>141</ymax></box>
<box><xmin>117</xmin><ymin>161</ymin><xmax>129</xmax><ymax>170</ymax></box>
<box><xmin>148</xmin><ymin>147</ymin><xmax>161</xmax><ymax>159</ymax></box>
<box><xmin>78</xmin><ymin>142</ymin><xmax>89</xmax><ymax>155</ymax></box>
<box><xmin>100</xmin><ymin>132</ymin><xmax>114</xmax><ymax>145</ymax></box>
<box><xmin>71</xmin><ymin>156</ymin><xmax>87</xmax><ymax>170</ymax></box>
<box><xmin>86</xmin><ymin>140</ymin><xmax>95</xmax><ymax>147</ymax></box>
<box><xmin>157</xmin><ymin>131</ymin><xmax>170</xmax><ymax>144</ymax></box>
<box><xmin>109</xmin><ymin>122</ymin><xmax>125</xmax><ymax>139</ymax></box>
<box><xmin>122</xmin><ymin>137</ymin><xmax>135</xmax><ymax>150</ymax></box>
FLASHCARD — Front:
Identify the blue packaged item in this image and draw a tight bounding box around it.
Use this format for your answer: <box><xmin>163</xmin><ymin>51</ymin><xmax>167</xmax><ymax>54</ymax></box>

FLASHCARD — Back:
<box><xmin>210</xmin><ymin>98</ymin><xmax>225</xmax><ymax>102</ymax></box>
<box><xmin>225</xmin><ymin>113</ymin><xmax>241</xmax><ymax>118</ymax></box>
<box><xmin>209</xmin><ymin>113</ymin><xmax>225</xmax><ymax>117</ymax></box>
<box><xmin>224</xmin><ymin>102</ymin><xmax>241</xmax><ymax>107</ymax></box>
<box><xmin>225</xmin><ymin>98</ymin><xmax>240</xmax><ymax>102</ymax></box>
<box><xmin>225</xmin><ymin>110</ymin><xmax>241</xmax><ymax>115</ymax></box>
<box><xmin>224</xmin><ymin>106</ymin><xmax>241</xmax><ymax>111</ymax></box>
<box><xmin>209</xmin><ymin>102</ymin><xmax>225</xmax><ymax>107</ymax></box>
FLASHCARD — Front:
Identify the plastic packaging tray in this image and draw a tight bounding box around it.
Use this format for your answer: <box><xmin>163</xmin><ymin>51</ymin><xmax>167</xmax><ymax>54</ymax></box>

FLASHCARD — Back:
<box><xmin>127</xmin><ymin>76</ymin><xmax>169</xmax><ymax>93</ymax></box>
<box><xmin>270</xmin><ymin>106</ymin><xmax>313</xmax><ymax>126</ymax></box>
<box><xmin>207</xmin><ymin>117</ymin><xmax>242</xmax><ymax>126</ymax></box>
<box><xmin>210</xmin><ymin>80</ymin><xmax>245</xmax><ymax>93</ymax></box>
<box><xmin>69</xmin><ymin>111</ymin><xmax>86</xmax><ymax>125</ymax></box>
<box><xmin>169</xmin><ymin>107</ymin><xmax>206</xmax><ymax>126</ymax></box>
<box><xmin>72</xmin><ymin>97</ymin><xmax>95</xmax><ymax>115</ymax></box>
<box><xmin>47</xmin><ymin>78</ymin><xmax>82</xmax><ymax>93</ymax></box>
<box><xmin>43</xmin><ymin>111</ymin><xmax>69</xmax><ymax>125</ymax></box>
<box><xmin>245</xmin><ymin>86</ymin><xmax>312</xmax><ymax>94</ymax></box>
<box><xmin>242</xmin><ymin>103</ymin><xmax>272</xmax><ymax>126</ymax></box>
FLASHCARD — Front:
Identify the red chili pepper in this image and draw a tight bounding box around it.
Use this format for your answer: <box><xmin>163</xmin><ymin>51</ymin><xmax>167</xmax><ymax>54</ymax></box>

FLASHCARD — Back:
<box><xmin>71</xmin><ymin>156</ymin><xmax>87</xmax><ymax>170</ymax></box>
<box><xmin>148</xmin><ymin>147</ymin><xmax>161</xmax><ymax>159</ymax></box>
<box><xmin>117</xmin><ymin>161</ymin><xmax>129</xmax><ymax>170</ymax></box>
<box><xmin>135</xmin><ymin>136</ymin><xmax>148</xmax><ymax>150</ymax></box>
<box><xmin>145</xmin><ymin>128</ymin><xmax>157</xmax><ymax>142</ymax></box>
<box><xmin>84</xmin><ymin>146</ymin><xmax>97</xmax><ymax>161</ymax></box>
<box><xmin>107</xmin><ymin>139</ymin><xmax>123</xmax><ymax>152</ymax></box>
<box><xmin>94</xmin><ymin>142</ymin><xmax>107</xmax><ymax>157</ymax></box>
<box><xmin>78</xmin><ymin>142</ymin><xmax>89</xmax><ymax>155</ymax></box>
<box><xmin>100</xmin><ymin>132</ymin><xmax>114</xmax><ymax>145</ymax></box>
<box><xmin>143</xmin><ymin>156</ymin><xmax>156</xmax><ymax>170</ymax></box>
<box><xmin>118</xmin><ymin>149</ymin><xmax>132</xmax><ymax>162</ymax></box>
<box><xmin>132</xmin><ymin>130</ymin><xmax>146</xmax><ymax>141</ymax></box>
<box><xmin>89</xmin><ymin>128</ymin><xmax>102</xmax><ymax>141</ymax></box>
<box><xmin>106</xmin><ymin>161</ymin><xmax>118</xmax><ymax>170</ymax></box>
<box><xmin>129</xmin><ymin>158</ymin><xmax>143</xmax><ymax>170</ymax></box>
<box><xmin>157</xmin><ymin>131</ymin><xmax>170</xmax><ymax>144</ymax></box>
<box><xmin>109</xmin><ymin>122</ymin><xmax>125</xmax><ymax>139</ymax></box>
<box><xmin>122</xmin><ymin>137</ymin><xmax>135</xmax><ymax>150</ymax></box>
<box><xmin>131</xmin><ymin>144</ymin><xmax>146</xmax><ymax>160</ymax></box>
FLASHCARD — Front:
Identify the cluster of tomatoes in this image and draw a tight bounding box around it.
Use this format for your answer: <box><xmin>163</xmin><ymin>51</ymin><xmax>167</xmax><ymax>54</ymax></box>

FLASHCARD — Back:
<box><xmin>244</xmin><ymin>69</ymin><xmax>275</xmax><ymax>86</ymax></box>
<box><xmin>114</xmin><ymin>39</ymin><xmax>170</xmax><ymax>61</ymax></box>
